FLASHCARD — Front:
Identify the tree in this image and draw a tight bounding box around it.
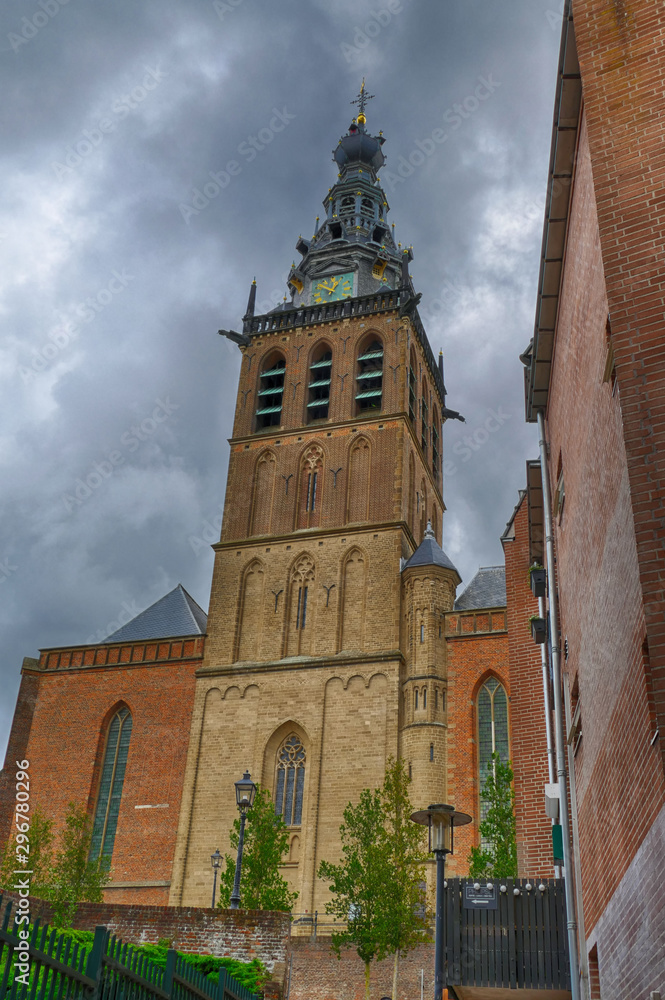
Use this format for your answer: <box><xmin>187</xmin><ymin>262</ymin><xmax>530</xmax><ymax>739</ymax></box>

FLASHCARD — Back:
<box><xmin>467</xmin><ymin>753</ymin><xmax>518</xmax><ymax>879</ymax></box>
<box><xmin>317</xmin><ymin>787</ymin><xmax>391</xmax><ymax>1000</ymax></box>
<box><xmin>0</xmin><ymin>808</ymin><xmax>54</xmax><ymax>897</ymax></box>
<box><xmin>0</xmin><ymin>803</ymin><xmax>110</xmax><ymax>926</ymax></box>
<box><xmin>318</xmin><ymin>760</ymin><xmax>430</xmax><ymax>1000</ymax></box>
<box><xmin>380</xmin><ymin>759</ymin><xmax>430</xmax><ymax>1000</ymax></box>
<box><xmin>217</xmin><ymin>786</ymin><xmax>297</xmax><ymax>912</ymax></box>
<box><xmin>48</xmin><ymin>803</ymin><xmax>110</xmax><ymax>926</ymax></box>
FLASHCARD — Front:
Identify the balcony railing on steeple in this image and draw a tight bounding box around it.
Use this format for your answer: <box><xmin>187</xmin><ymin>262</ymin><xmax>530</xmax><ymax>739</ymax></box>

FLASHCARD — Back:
<box><xmin>243</xmin><ymin>288</ymin><xmax>445</xmax><ymax>404</ymax></box>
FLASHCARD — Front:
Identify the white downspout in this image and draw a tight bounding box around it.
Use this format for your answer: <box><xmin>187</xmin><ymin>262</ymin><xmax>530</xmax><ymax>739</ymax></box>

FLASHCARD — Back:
<box><xmin>537</xmin><ymin>410</ymin><xmax>581</xmax><ymax>1000</ymax></box>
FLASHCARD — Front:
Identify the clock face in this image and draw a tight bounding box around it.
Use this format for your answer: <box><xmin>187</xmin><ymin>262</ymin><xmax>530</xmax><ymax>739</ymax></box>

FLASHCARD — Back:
<box><xmin>311</xmin><ymin>272</ymin><xmax>354</xmax><ymax>304</ymax></box>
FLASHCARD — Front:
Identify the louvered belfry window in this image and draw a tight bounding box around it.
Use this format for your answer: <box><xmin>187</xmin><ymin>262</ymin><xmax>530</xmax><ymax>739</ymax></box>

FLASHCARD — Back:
<box><xmin>307</xmin><ymin>348</ymin><xmax>332</xmax><ymax>422</ymax></box>
<box><xmin>356</xmin><ymin>340</ymin><xmax>383</xmax><ymax>412</ymax></box>
<box><xmin>275</xmin><ymin>734</ymin><xmax>306</xmax><ymax>826</ymax></box>
<box><xmin>256</xmin><ymin>354</ymin><xmax>286</xmax><ymax>430</ymax></box>
<box><xmin>90</xmin><ymin>707</ymin><xmax>132</xmax><ymax>861</ymax></box>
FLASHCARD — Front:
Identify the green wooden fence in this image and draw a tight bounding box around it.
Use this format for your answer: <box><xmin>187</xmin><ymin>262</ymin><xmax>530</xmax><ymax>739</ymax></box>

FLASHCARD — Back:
<box><xmin>0</xmin><ymin>894</ymin><xmax>259</xmax><ymax>1000</ymax></box>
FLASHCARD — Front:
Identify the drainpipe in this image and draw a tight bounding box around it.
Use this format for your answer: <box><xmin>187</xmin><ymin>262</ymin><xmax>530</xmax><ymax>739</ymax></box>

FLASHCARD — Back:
<box><xmin>563</xmin><ymin>680</ymin><xmax>589</xmax><ymax>1000</ymax></box>
<box><xmin>537</xmin><ymin>410</ymin><xmax>581</xmax><ymax>1000</ymax></box>
<box><xmin>538</xmin><ymin>592</ymin><xmax>560</xmax><ymax>878</ymax></box>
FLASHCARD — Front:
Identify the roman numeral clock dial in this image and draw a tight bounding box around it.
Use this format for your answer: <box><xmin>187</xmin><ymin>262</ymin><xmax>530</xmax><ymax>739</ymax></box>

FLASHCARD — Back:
<box><xmin>311</xmin><ymin>272</ymin><xmax>354</xmax><ymax>304</ymax></box>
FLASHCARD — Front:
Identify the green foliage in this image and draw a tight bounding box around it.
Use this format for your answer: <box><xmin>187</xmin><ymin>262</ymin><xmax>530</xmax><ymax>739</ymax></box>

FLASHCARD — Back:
<box><xmin>217</xmin><ymin>786</ymin><xmax>297</xmax><ymax>912</ymax></box>
<box><xmin>132</xmin><ymin>941</ymin><xmax>266</xmax><ymax>992</ymax></box>
<box><xmin>379</xmin><ymin>759</ymin><xmax>430</xmax><ymax>958</ymax></box>
<box><xmin>48</xmin><ymin>803</ymin><xmax>110</xmax><ymax>927</ymax></box>
<box><xmin>468</xmin><ymin>753</ymin><xmax>518</xmax><ymax>879</ymax></box>
<box><xmin>0</xmin><ymin>808</ymin><xmax>54</xmax><ymax>897</ymax></box>
<box><xmin>318</xmin><ymin>759</ymin><xmax>430</xmax><ymax>1000</ymax></box>
<box><xmin>0</xmin><ymin>803</ymin><xmax>110</xmax><ymax>927</ymax></box>
<box><xmin>0</xmin><ymin>924</ymin><xmax>265</xmax><ymax>995</ymax></box>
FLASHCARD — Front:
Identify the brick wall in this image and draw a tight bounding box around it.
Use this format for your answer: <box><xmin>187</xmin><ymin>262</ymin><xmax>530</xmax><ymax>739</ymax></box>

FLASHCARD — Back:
<box><xmin>288</xmin><ymin>938</ymin><xmax>435</xmax><ymax>1000</ymax></box>
<box><xmin>502</xmin><ymin>496</ymin><xmax>554</xmax><ymax>877</ymax></box>
<box><xmin>543</xmin><ymin>105</ymin><xmax>665</xmax><ymax>933</ymax></box>
<box><xmin>0</xmin><ymin>668</ymin><xmax>41</xmax><ymax>845</ymax></box>
<box><xmin>445</xmin><ymin>625</ymin><xmax>510</xmax><ymax>874</ymax></box>
<box><xmin>2</xmin><ymin>892</ymin><xmax>290</xmax><ymax>995</ymax></box>
<box><xmin>572</xmin><ymin>0</ymin><xmax>665</xmax><ymax>776</ymax></box>
<box><xmin>0</xmin><ymin>639</ymin><xmax>203</xmax><ymax>902</ymax></box>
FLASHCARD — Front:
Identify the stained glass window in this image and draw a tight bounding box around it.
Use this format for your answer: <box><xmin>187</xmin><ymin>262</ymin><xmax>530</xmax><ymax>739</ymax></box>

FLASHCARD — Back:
<box><xmin>90</xmin><ymin>707</ymin><xmax>132</xmax><ymax>861</ymax></box>
<box><xmin>275</xmin><ymin>734</ymin><xmax>306</xmax><ymax>826</ymax></box>
<box><xmin>477</xmin><ymin>678</ymin><xmax>509</xmax><ymax>829</ymax></box>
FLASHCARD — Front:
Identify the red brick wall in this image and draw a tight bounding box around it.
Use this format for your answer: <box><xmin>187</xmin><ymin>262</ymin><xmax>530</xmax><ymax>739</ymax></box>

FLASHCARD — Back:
<box><xmin>0</xmin><ymin>639</ymin><xmax>203</xmax><ymax>900</ymax></box>
<box><xmin>0</xmin><ymin>669</ymin><xmax>41</xmax><ymax>844</ymax></box>
<box><xmin>1</xmin><ymin>892</ymin><xmax>289</xmax><ymax>992</ymax></box>
<box><xmin>572</xmin><ymin>0</ymin><xmax>665</xmax><ymax>776</ymax></box>
<box><xmin>502</xmin><ymin>497</ymin><xmax>554</xmax><ymax>877</ymax></box>
<box><xmin>544</xmin><ymin>106</ymin><xmax>665</xmax><ymax>936</ymax></box>
<box><xmin>445</xmin><ymin>624</ymin><xmax>510</xmax><ymax>873</ymax></box>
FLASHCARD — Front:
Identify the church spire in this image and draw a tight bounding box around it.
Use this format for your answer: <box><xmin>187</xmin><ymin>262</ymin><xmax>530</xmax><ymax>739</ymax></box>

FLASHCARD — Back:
<box><xmin>285</xmin><ymin>84</ymin><xmax>411</xmax><ymax>308</ymax></box>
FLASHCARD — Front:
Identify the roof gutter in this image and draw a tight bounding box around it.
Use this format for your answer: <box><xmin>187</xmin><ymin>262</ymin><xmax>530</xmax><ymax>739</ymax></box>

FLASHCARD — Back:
<box><xmin>524</xmin><ymin>1</ymin><xmax>582</xmax><ymax>421</ymax></box>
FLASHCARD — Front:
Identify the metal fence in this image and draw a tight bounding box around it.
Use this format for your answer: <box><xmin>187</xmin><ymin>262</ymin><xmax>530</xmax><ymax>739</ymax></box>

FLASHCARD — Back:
<box><xmin>445</xmin><ymin>878</ymin><xmax>570</xmax><ymax>992</ymax></box>
<box><xmin>0</xmin><ymin>893</ymin><xmax>258</xmax><ymax>1000</ymax></box>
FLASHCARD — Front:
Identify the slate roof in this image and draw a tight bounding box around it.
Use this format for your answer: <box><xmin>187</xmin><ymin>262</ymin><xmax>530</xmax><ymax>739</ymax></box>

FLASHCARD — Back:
<box><xmin>103</xmin><ymin>584</ymin><xmax>207</xmax><ymax>643</ymax></box>
<box><xmin>402</xmin><ymin>524</ymin><xmax>460</xmax><ymax>575</ymax></box>
<box><xmin>454</xmin><ymin>566</ymin><xmax>506</xmax><ymax>611</ymax></box>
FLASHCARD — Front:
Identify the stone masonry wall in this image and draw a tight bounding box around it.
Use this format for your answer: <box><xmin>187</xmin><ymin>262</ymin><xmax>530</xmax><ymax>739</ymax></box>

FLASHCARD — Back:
<box><xmin>1</xmin><ymin>892</ymin><xmax>290</xmax><ymax>996</ymax></box>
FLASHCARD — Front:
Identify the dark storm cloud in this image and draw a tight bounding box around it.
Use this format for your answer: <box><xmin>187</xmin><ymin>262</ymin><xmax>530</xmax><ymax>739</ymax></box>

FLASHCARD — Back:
<box><xmin>0</xmin><ymin>0</ymin><xmax>564</xmax><ymax>754</ymax></box>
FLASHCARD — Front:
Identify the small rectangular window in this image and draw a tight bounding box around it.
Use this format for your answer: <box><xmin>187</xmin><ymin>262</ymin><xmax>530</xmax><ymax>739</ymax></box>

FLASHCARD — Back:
<box><xmin>301</xmin><ymin>586</ymin><xmax>308</xmax><ymax>629</ymax></box>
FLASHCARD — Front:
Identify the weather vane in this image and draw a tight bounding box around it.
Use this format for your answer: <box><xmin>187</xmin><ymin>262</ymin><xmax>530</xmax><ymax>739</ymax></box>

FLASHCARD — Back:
<box><xmin>350</xmin><ymin>78</ymin><xmax>374</xmax><ymax>121</ymax></box>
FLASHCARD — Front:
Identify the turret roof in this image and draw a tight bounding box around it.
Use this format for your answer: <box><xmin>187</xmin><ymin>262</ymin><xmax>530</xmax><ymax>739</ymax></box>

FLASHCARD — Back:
<box><xmin>402</xmin><ymin>523</ymin><xmax>460</xmax><ymax>575</ymax></box>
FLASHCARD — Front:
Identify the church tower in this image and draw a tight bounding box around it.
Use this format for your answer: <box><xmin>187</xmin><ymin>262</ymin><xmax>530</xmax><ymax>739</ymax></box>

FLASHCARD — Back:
<box><xmin>169</xmin><ymin>87</ymin><xmax>461</xmax><ymax>912</ymax></box>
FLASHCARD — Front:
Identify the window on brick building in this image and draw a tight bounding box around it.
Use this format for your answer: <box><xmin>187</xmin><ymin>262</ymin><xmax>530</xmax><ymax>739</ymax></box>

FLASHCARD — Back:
<box><xmin>408</xmin><ymin>348</ymin><xmax>417</xmax><ymax>426</ymax></box>
<box><xmin>477</xmin><ymin>678</ymin><xmax>509</xmax><ymax>830</ymax></box>
<box><xmin>432</xmin><ymin>406</ymin><xmax>440</xmax><ymax>479</ymax></box>
<box><xmin>307</xmin><ymin>344</ymin><xmax>332</xmax><ymax>422</ymax></box>
<box><xmin>255</xmin><ymin>352</ymin><xmax>286</xmax><ymax>430</ymax></box>
<box><xmin>355</xmin><ymin>338</ymin><xmax>383</xmax><ymax>413</ymax></box>
<box><xmin>90</xmin><ymin>707</ymin><xmax>132</xmax><ymax>862</ymax></box>
<box><xmin>421</xmin><ymin>379</ymin><xmax>429</xmax><ymax>455</ymax></box>
<box><xmin>275</xmin><ymin>734</ymin><xmax>306</xmax><ymax>827</ymax></box>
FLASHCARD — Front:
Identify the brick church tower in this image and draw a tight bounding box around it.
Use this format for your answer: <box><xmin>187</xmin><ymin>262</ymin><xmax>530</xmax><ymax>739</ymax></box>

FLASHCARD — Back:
<box><xmin>168</xmin><ymin>87</ymin><xmax>462</xmax><ymax>912</ymax></box>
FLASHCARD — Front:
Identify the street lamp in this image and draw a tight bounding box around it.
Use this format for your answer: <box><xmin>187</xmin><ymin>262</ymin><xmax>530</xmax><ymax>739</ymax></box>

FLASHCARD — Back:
<box><xmin>230</xmin><ymin>770</ymin><xmax>257</xmax><ymax>910</ymax></box>
<box><xmin>411</xmin><ymin>803</ymin><xmax>472</xmax><ymax>1000</ymax></box>
<box><xmin>210</xmin><ymin>849</ymin><xmax>221</xmax><ymax>908</ymax></box>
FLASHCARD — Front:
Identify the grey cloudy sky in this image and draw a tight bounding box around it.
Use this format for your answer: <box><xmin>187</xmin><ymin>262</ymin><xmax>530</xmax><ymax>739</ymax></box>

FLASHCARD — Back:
<box><xmin>0</xmin><ymin>0</ymin><xmax>563</xmax><ymax>756</ymax></box>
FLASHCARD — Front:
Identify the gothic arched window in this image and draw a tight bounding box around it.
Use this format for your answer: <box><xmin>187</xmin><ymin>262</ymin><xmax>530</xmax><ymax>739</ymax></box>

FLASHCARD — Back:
<box><xmin>307</xmin><ymin>344</ymin><xmax>332</xmax><ymax>422</ymax></box>
<box><xmin>355</xmin><ymin>338</ymin><xmax>383</xmax><ymax>413</ymax></box>
<box><xmin>256</xmin><ymin>352</ymin><xmax>286</xmax><ymax>430</ymax></box>
<box><xmin>477</xmin><ymin>678</ymin><xmax>510</xmax><ymax>820</ymax></box>
<box><xmin>90</xmin><ymin>707</ymin><xmax>132</xmax><ymax>861</ymax></box>
<box><xmin>421</xmin><ymin>378</ymin><xmax>429</xmax><ymax>455</ymax></box>
<box><xmin>408</xmin><ymin>348</ymin><xmax>417</xmax><ymax>426</ymax></box>
<box><xmin>275</xmin><ymin>734</ymin><xmax>306</xmax><ymax>827</ymax></box>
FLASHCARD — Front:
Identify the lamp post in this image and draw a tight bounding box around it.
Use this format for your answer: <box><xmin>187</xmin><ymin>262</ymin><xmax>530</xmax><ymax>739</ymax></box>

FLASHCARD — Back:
<box><xmin>230</xmin><ymin>770</ymin><xmax>257</xmax><ymax>910</ymax></box>
<box><xmin>210</xmin><ymin>848</ymin><xmax>221</xmax><ymax>908</ymax></box>
<box><xmin>411</xmin><ymin>803</ymin><xmax>472</xmax><ymax>1000</ymax></box>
